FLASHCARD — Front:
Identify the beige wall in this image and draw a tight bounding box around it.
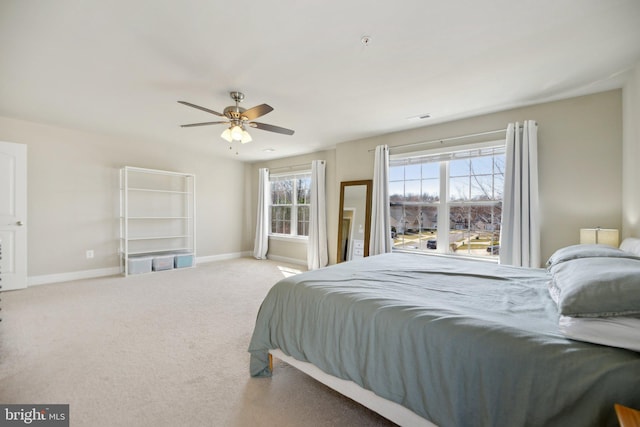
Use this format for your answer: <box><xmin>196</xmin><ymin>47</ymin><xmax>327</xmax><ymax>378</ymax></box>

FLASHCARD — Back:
<box><xmin>250</xmin><ymin>90</ymin><xmax>624</xmax><ymax>265</ymax></box>
<box><xmin>0</xmin><ymin>116</ymin><xmax>246</xmax><ymax>278</ymax></box>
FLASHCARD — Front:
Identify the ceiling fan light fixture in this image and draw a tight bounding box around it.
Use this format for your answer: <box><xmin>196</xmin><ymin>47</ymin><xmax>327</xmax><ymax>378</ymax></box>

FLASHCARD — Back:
<box><xmin>241</xmin><ymin>129</ymin><xmax>252</xmax><ymax>144</ymax></box>
<box><xmin>221</xmin><ymin>124</ymin><xmax>252</xmax><ymax>143</ymax></box>
<box><xmin>230</xmin><ymin>125</ymin><xmax>244</xmax><ymax>141</ymax></box>
<box><xmin>220</xmin><ymin>128</ymin><xmax>233</xmax><ymax>142</ymax></box>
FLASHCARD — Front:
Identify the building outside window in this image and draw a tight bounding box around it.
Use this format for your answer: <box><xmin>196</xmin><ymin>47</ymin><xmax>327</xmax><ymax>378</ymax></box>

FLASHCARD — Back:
<box><xmin>389</xmin><ymin>142</ymin><xmax>505</xmax><ymax>258</ymax></box>
<box><xmin>269</xmin><ymin>172</ymin><xmax>311</xmax><ymax>237</ymax></box>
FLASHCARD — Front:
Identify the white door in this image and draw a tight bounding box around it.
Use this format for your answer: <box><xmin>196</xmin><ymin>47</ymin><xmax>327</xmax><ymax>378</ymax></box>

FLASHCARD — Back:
<box><xmin>0</xmin><ymin>141</ymin><xmax>27</xmax><ymax>291</ymax></box>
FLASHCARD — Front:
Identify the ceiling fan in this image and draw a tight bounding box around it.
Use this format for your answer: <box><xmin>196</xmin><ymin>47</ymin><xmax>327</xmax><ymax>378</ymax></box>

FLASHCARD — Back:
<box><xmin>178</xmin><ymin>91</ymin><xmax>295</xmax><ymax>144</ymax></box>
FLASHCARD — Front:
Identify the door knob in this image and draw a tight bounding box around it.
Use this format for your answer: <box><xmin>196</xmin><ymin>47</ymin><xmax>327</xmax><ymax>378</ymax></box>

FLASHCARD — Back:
<box><xmin>16</xmin><ymin>221</ymin><xmax>24</xmax><ymax>226</ymax></box>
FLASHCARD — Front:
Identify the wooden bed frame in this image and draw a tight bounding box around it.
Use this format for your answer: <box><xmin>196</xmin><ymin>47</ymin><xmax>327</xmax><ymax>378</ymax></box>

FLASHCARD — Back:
<box><xmin>269</xmin><ymin>349</ymin><xmax>436</xmax><ymax>427</ymax></box>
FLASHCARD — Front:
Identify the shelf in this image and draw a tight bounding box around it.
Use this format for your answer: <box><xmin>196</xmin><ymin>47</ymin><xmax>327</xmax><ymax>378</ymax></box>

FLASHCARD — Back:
<box><xmin>126</xmin><ymin>248</ymin><xmax>193</xmax><ymax>256</ymax></box>
<box><xmin>127</xmin><ymin>235</ymin><xmax>190</xmax><ymax>241</ymax></box>
<box><xmin>125</xmin><ymin>216</ymin><xmax>191</xmax><ymax>220</ymax></box>
<box><xmin>120</xmin><ymin>166</ymin><xmax>196</xmax><ymax>276</ymax></box>
<box><xmin>126</xmin><ymin>187</ymin><xmax>193</xmax><ymax>195</ymax></box>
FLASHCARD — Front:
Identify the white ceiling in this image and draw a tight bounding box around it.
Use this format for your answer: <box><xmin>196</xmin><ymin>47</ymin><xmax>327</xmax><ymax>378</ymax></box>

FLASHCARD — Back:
<box><xmin>1</xmin><ymin>0</ymin><xmax>639</xmax><ymax>162</ymax></box>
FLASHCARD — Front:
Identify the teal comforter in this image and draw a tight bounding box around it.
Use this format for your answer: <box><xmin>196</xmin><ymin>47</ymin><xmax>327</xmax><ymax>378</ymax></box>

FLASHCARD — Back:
<box><xmin>248</xmin><ymin>253</ymin><xmax>640</xmax><ymax>426</ymax></box>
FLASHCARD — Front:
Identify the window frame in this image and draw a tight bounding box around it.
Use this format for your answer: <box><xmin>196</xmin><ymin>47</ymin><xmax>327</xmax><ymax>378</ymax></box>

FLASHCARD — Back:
<box><xmin>268</xmin><ymin>170</ymin><xmax>312</xmax><ymax>240</ymax></box>
<box><xmin>389</xmin><ymin>140</ymin><xmax>505</xmax><ymax>260</ymax></box>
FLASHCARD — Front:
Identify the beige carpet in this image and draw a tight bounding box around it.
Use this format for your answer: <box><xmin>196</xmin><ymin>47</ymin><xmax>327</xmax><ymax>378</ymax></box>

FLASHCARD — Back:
<box><xmin>0</xmin><ymin>258</ymin><xmax>396</xmax><ymax>427</ymax></box>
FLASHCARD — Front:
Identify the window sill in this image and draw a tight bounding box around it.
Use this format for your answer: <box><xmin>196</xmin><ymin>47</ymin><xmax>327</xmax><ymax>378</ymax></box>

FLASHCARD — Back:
<box><xmin>269</xmin><ymin>235</ymin><xmax>309</xmax><ymax>243</ymax></box>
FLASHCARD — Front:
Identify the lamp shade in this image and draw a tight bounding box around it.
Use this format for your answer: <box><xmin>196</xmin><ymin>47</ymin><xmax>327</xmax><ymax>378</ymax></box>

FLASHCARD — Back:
<box><xmin>580</xmin><ymin>228</ymin><xmax>619</xmax><ymax>247</ymax></box>
<box><xmin>240</xmin><ymin>129</ymin><xmax>252</xmax><ymax>144</ymax></box>
<box><xmin>220</xmin><ymin>128</ymin><xmax>233</xmax><ymax>142</ymax></box>
<box><xmin>230</xmin><ymin>125</ymin><xmax>243</xmax><ymax>141</ymax></box>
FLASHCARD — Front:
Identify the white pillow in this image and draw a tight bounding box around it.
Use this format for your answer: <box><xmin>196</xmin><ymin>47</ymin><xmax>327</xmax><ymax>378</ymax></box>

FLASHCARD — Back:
<box><xmin>558</xmin><ymin>315</ymin><xmax>640</xmax><ymax>353</ymax></box>
<box><xmin>620</xmin><ymin>237</ymin><xmax>640</xmax><ymax>257</ymax></box>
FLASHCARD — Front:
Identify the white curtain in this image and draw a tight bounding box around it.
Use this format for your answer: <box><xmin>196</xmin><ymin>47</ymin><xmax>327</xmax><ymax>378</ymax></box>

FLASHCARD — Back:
<box><xmin>253</xmin><ymin>168</ymin><xmax>269</xmax><ymax>259</ymax></box>
<box><xmin>307</xmin><ymin>160</ymin><xmax>328</xmax><ymax>270</ymax></box>
<box><xmin>500</xmin><ymin>121</ymin><xmax>540</xmax><ymax>267</ymax></box>
<box><xmin>369</xmin><ymin>145</ymin><xmax>392</xmax><ymax>256</ymax></box>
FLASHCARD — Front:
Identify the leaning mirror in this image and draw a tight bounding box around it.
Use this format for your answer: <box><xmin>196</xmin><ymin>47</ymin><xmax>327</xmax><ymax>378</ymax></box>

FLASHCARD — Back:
<box><xmin>337</xmin><ymin>180</ymin><xmax>372</xmax><ymax>263</ymax></box>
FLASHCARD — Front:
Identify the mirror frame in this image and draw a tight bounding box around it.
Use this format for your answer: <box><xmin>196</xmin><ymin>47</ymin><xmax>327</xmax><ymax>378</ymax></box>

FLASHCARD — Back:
<box><xmin>337</xmin><ymin>180</ymin><xmax>373</xmax><ymax>263</ymax></box>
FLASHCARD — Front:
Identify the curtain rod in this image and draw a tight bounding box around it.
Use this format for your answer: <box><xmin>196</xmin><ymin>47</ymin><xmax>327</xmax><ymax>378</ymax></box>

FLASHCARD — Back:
<box><xmin>368</xmin><ymin>128</ymin><xmax>509</xmax><ymax>153</ymax></box>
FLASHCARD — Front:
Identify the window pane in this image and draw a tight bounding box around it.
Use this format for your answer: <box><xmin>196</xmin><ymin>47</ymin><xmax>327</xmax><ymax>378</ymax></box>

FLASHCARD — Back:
<box><xmin>421</xmin><ymin>178</ymin><xmax>439</xmax><ymax>201</ymax></box>
<box><xmin>494</xmin><ymin>157</ymin><xmax>505</xmax><ymax>180</ymax></box>
<box><xmin>494</xmin><ymin>172</ymin><xmax>504</xmax><ymax>198</ymax></box>
<box><xmin>449</xmin><ymin>205</ymin><xmax>500</xmax><ymax>257</ymax></box>
<box><xmin>270</xmin><ymin>206</ymin><xmax>291</xmax><ymax>234</ymax></box>
<box><xmin>449</xmin><ymin>159</ymin><xmax>470</xmax><ymax>177</ymax></box>
<box><xmin>390</xmin><ymin>204</ymin><xmax>405</xmax><ymax>236</ymax></box>
<box><xmin>297</xmin><ymin>177</ymin><xmax>311</xmax><ymax>204</ymax></box>
<box><xmin>421</xmin><ymin>162</ymin><xmax>439</xmax><ymax>179</ymax></box>
<box><xmin>392</xmin><ymin>206</ymin><xmax>438</xmax><ymax>250</ymax></box>
<box><xmin>469</xmin><ymin>156</ymin><xmax>494</xmax><ymax>175</ymax></box>
<box><xmin>405</xmin><ymin>163</ymin><xmax>421</xmax><ymax>180</ymax></box>
<box><xmin>270</xmin><ymin>206</ymin><xmax>278</xmax><ymax>234</ymax></box>
<box><xmin>420</xmin><ymin>206</ymin><xmax>438</xmax><ymax>230</ymax></box>
<box><xmin>404</xmin><ymin>180</ymin><xmax>421</xmax><ymax>200</ymax></box>
<box><xmin>389</xmin><ymin>181</ymin><xmax>405</xmax><ymax>202</ymax></box>
<box><xmin>449</xmin><ymin>176</ymin><xmax>469</xmax><ymax>201</ymax></box>
<box><xmin>297</xmin><ymin>206</ymin><xmax>309</xmax><ymax>236</ymax></box>
<box><xmin>403</xmin><ymin>204</ymin><xmax>421</xmax><ymax>232</ymax></box>
<box><xmin>470</xmin><ymin>174</ymin><xmax>495</xmax><ymax>200</ymax></box>
<box><xmin>389</xmin><ymin>165</ymin><xmax>405</xmax><ymax>181</ymax></box>
<box><xmin>271</xmin><ymin>179</ymin><xmax>292</xmax><ymax>204</ymax></box>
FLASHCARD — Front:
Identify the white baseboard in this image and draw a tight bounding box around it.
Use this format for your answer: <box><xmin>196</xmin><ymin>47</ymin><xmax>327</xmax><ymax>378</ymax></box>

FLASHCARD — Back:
<box><xmin>266</xmin><ymin>254</ymin><xmax>308</xmax><ymax>266</ymax></box>
<box><xmin>28</xmin><ymin>267</ymin><xmax>121</xmax><ymax>286</ymax></box>
<box><xmin>26</xmin><ymin>251</ymin><xmax>254</xmax><ymax>286</ymax></box>
<box><xmin>196</xmin><ymin>251</ymin><xmax>252</xmax><ymax>264</ymax></box>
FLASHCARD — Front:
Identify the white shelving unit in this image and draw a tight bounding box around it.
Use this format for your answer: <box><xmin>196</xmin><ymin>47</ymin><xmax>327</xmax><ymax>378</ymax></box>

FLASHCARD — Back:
<box><xmin>119</xmin><ymin>166</ymin><xmax>196</xmax><ymax>276</ymax></box>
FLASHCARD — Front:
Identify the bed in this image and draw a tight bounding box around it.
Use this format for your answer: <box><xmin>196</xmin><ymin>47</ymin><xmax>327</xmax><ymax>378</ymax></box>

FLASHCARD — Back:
<box><xmin>248</xmin><ymin>243</ymin><xmax>640</xmax><ymax>426</ymax></box>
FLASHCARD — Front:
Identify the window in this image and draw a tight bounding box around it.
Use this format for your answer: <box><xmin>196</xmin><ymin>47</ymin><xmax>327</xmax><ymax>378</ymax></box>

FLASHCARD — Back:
<box><xmin>270</xmin><ymin>172</ymin><xmax>311</xmax><ymax>237</ymax></box>
<box><xmin>389</xmin><ymin>143</ymin><xmax>505</xmax><ymax>258</ymax></box>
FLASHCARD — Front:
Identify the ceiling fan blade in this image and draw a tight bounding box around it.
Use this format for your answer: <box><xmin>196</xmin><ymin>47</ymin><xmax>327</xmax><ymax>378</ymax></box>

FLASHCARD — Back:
<box><xmin>241</xmin><ymin>104</ymin><xmax>273</xmax><ymax>121</ymax></box>
<box><xmin>250</xmin><ymin>121</ymin><xmax>295</xmax><ymax>135</ymax></box>
<box><xmin>181</xmin><ymin>121</ymin><xmax>229</xmax><ymax>128</ymax></box>
<box><xmin>178</xmin><ymin>101</ymin><xmax>224</xmax><ymax>117</ymax></box>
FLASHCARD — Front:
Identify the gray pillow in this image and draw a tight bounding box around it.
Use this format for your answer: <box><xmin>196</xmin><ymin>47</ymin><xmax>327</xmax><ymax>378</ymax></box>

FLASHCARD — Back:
<box><xmin>546</xmin><ymin>244</ymin><xmax>638</xmax><ymax>269</ymax></box>
<box><xmin>549</xmin><ymin>257</ymin><xmax>640</xmax><ymax>317</ymax></box>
